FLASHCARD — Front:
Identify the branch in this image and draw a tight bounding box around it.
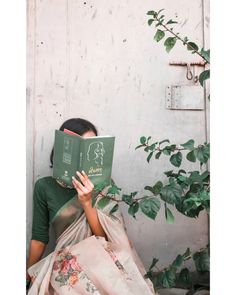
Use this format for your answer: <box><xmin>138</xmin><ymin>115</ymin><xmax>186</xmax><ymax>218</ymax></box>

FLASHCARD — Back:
<box><xmin>96</xmin><ymin>192</ymin><xmax>160</xmax><ymax>203</ymax></box>
<box><xmin>154</xmin><ymin>16</ymin><xmax>209</xmax><ymax>64</ymax></box>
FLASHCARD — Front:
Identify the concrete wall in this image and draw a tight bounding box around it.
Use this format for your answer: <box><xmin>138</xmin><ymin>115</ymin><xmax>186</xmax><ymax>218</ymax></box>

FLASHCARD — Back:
<box><xmin>27</xmin><ymin>0</ymin><xmax>209</xmax><ymax>269</ymax></box>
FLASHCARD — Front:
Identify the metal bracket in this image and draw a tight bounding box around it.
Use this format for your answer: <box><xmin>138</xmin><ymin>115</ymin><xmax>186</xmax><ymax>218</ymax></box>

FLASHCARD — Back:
<box><xmin>166</xmin><ymin>85</ymin><xmax>204</xmax><ymax>110</ymax></box>
<box><xmin>169</xmin><ymin>61</ymin><xmax>206</xmax><ymax>81</ymax></box>
<box><xmin>169</xmin><ymin>61</ymin><xmax>207</xmax><ymax>66</ymax></box>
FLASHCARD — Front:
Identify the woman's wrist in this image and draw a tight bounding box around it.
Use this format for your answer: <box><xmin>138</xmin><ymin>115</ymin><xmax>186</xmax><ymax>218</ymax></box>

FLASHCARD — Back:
<box><xmin>81</xmin><ymin>199</ymin><xmax>92</xmax><ymax>209</ymax></box>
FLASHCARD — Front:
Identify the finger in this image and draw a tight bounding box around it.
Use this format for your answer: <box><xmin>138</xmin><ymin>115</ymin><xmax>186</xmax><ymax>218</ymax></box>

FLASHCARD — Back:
<box><xmin>72</xmin><ymin>178</ymin><xmax>91</xmax><ymax>195</ymax></box>
<box><xmin>76</xmin><ymin>171</ymin><xmax>93</xmax><ymax>189</ymax></box>
<box><xmin>76</xmin><ymin>171</ymin><xmax>86</xmax><ymax>185</ymax></box>
<box><xmin>72</xmin><ymin>177</ymin><xmax>86</xmax><ymax>192</ymax></box>
<box><xmin>81</xmin><ymin>170</ymin><xmax>94</xmax><ymax>189</ymax></box>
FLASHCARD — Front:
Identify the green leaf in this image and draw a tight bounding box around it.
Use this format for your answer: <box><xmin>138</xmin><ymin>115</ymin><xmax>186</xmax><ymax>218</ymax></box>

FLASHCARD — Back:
<box><xmin>148</xmin><ymin>19</ymin><xmax>154</xmax><ymax>26</ymax></box>
<box><xmin>178</xmin><ymin>268</ymin><xmax>191</xmax><ymax>288</ymax></box>
<box><xmin>201</xmin><ymin>170</ymin><xmax>210</xmax><ymax>181</ymax></box>
<box><xmin>140</xmin><ymin>197</ymin><xmax>161</xmax><ymax>220</ymax></box>
<box><xmin>165</xmin><ymin>206</ymin><xmax>175</xmax><ymax>224</ymax></box>
<box><xmin>147</xmin><ymin>152</ymin><xmax>154</xmax><ymax>163</ymax></box>
<box><xmin>199</xmin><ymin>70</ymin><xmax>210</xmax><ymax>86</ymax></box>
<box><xmin>153</xmin><ymin>181</ymin><xmax>163</xmax><ymax>195</ymax></box>
<box><xmin>144</xmin><ymin>186</ymin><xmax>154</xmax><ymax>193</ymax></box>
<box><xmin>154</xmin><ymin>29</ymin><xmax>165</xmax><ymax>42</ymax></box>
<box><xmin>131</xmin><ymin>191</ymin><xmax>138</xmax><ymax>197</ymax></box>
<box><xmin>159</xmin><ymin>139</ymin><xmax>170</xmax><ymax>145</ymax></box>
<box><xmin>187</xmin><ymin>42</ymin><xmax>199</xmax><ymax>52</ymax></box>
<box><xmin>172</xmin><ymin>254</ymin><xmax>184</xmax><ymax>268</ymax></box>
<box><xmin>183</xmin><ymin>36</ymin><xmax>189</xmax><ymax>44</ymax></box>
<box><xmin>156</xmin><ymin>9</ymin><xmax>165</xmax><ymax>18</ymax></box>
<box><xmin>122</xmin><ymin>194</ymin><xmax>133</xmax><ymax>205</ymax></box>
<box><xmin>164</xmin><ymin>170</ymin><xmax>174</xmax><ymax>177</ymax></box>
<box><xmin>169</xmin><ymin>177</ymin><xmax>176</xmax><ymax>186</ymax></box>
<box><xmin>193</xmin><ymin>248</ymin><xmax>210</xmax><ymax>272</ymax></box>
<box><xmin>164</xmin><ymin>37</ymin><xmax>177</xmax><ymax>53</ymax></box>
<box><xmin>181</xmin><ymin>139</ymin><xmax>195</xmax><ymax>150</ymax></box>
<box><xmin>147</xmin><ymin>10</ymin><xmax>156</xmax><ymax>16</ymax></box>
<box><xmin>162</xmin><ymin>148</ymin><xmax>172</xmax><ymax>155</ymax></box>
<box><xmin>108</xmin><ymin>185</ymin><xmax>121</xmax><ymax>195</ymax></box>
<box><xmin>160</xmin><ymin>185</ymin><xmax>182</xmax><ymax>204</ymax></box>
<box><xmin>144</xmin><ymin>146</ymin><xmax>149</xmax><ymax>152</ymax></box>
<box><xmin>158</xmin><ymin>269</ymin><xmax>176</xmax><ymax>288</ymax></box>
<box><xmin>97</xmin><ymin>197</ymin><xmax>111</xmax><ymax>209</ymax></box>
<box><xmin>195</xmin><ymin>145</ymin><xmax>210</xmax><ymax>164</ymax></box>
<box><xmin>140</xmin><ymin>136</ymin><xmax>147</xmax><ymax>144</ymax></box>
<box><xmin>189</xmin><ymin>171</ymin><xmax>201</xmax><ymax>182</ymax></box>
<box><xmin>169</xmin><ymin>144</ymin><xmax>177</xmax><ymax>151</ymax></box>
<box><xmin>128</xmin><ymin>202</ymin><xmax>139</xmax><ymax>218</ymax></box>
<box><xmin>166</xmin><ymin>19</ymin><xmax>178</xmax><ymax>25</ymax></box>
<box><xmin>186</xmin><ymin>150</ymin><xmax>196</xmax><ymax>162</ymax></box>
<box><xmin>200</xmin><ymin>48</ymin><xmax>210</xmax><ymax>63</ymax></box>
<box><xmin>178</xmin><ymin>169</ymin><xmax>186</xmax><ymax>175</ymax></box>
<box><xmin>109</xmin><ymin>203</ymin><xmax>119</xmax><ymax>215</ymax></box>
<box><xmin>94</xmin><ymin>181</ymin><xmax>108</xmax><ymax>192</ymax></box>
<box><xmin>155</xmin><ymin>151</ymin><xmax>162</xmax><ymax>159</ymax></box>
<box><xmin>182</xmin><ymin>248</ymin><xmax>191</xmax><ymax>260</ymax></box>
<box><xmin>149</xmin><ymin>143</ymin><xmax>157</xmax><ymax>151</ymax></box>
<box><xmin>177</xmin><ymin>175</ymin><xmax>187</xmax><ymax>182</ymax></box>
<box><xmin>170</xmin><ymin>152</ymin><xmax>182</xmax><ymax>167</ymax></box>
<box><xmin>149</xmin><ymin>258</ymin><xmax>159</xmax><ymax>271</ymax></box>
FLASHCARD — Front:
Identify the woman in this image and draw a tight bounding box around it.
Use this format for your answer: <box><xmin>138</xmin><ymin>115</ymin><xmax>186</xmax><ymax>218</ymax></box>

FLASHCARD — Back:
<box><xmin>27</xmin><ymin>118</ymin><xmax>156</xmax><ymax>295</ymax></box>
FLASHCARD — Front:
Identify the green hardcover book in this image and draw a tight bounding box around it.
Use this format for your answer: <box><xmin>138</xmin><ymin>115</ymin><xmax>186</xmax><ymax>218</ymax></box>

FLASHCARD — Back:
<box><xmin>53</xmin><ymin>130</ymin><xmax>115</xmax><ymax>187</ymax></box>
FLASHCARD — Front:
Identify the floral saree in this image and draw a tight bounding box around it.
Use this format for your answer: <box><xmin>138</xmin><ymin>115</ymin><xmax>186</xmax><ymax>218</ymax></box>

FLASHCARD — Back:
<box><xmin>28</xmin><ymin>186</ymin><xmax>156</xmax><ymax>295</ymax></box>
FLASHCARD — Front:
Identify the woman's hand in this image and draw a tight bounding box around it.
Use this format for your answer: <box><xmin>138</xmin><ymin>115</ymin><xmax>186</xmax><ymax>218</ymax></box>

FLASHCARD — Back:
<box><xmin>72</xmin><ymin>170</ymin><xmax>108</xmax><ymax>240</ymax></box>
<box><xmin>72</xmin><ymin>171</ymin><xmax>94</xmax><ymax>207</ymax></box>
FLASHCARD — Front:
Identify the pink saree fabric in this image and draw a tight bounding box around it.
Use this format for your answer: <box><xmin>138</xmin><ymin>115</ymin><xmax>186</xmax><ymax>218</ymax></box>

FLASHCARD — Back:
<box><xmin>28</xmin><ymin>186</ymin><xmax>156</xmax><ymax>295</ymax></box>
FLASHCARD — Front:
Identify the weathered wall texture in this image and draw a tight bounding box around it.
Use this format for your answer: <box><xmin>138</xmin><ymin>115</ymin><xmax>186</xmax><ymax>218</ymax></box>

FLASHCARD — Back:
<box><xmin>27</xmin><ymin>0</ymin><xmax>210</xmax><ymax>269</ymax></box>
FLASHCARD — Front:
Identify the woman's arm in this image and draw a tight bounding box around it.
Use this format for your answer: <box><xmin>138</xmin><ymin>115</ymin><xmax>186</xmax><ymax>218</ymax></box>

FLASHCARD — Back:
<box><xmin>72</xmin><ymin>171</ymin><xmax>108</xmax><ymax>241</ymax></box>
<box><xmin>27</xmin><ymin>240</ymin><xmax>46</xmax><ymax>280</ymax></box>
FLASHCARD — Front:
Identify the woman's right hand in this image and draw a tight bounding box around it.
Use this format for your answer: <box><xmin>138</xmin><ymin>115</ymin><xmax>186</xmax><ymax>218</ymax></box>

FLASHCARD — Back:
<box><xmin>72</xmin><ymin>171</ymin><xmax>94</xmax><ymax>207</ymax></box>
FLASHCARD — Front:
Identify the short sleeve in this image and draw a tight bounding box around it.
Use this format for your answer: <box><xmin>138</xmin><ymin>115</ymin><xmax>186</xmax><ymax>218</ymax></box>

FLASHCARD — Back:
<box><xmin>31</xmin><ymin>179</ymin><xmax>50</xmax><ymax>244</ymax></box>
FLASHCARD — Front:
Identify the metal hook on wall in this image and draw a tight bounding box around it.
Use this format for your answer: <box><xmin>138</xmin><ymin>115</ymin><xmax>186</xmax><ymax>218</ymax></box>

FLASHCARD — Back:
<box><xmin>186</xmin><ymin>63</ymin><xmax>193</xmax><ymax>80</ymax></box>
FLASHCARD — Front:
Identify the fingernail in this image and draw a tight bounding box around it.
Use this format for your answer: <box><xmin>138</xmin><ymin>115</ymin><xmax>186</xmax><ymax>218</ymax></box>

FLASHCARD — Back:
<box><xmin>82</xmin><ymin>170</ymin><xmax>85</xmax><ymax>174</ymax></box>
<box><xmin>72</xmin><ymin>176</ymin><xmax>75</xmax><ymax>180</ymax></box>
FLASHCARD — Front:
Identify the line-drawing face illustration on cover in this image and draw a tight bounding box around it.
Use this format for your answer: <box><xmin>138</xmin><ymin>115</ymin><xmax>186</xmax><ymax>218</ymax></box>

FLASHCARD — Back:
<box><xmin>87</xmin><ymin>141</ymin><xmax>105</xmax><ymax>166</ymax></box>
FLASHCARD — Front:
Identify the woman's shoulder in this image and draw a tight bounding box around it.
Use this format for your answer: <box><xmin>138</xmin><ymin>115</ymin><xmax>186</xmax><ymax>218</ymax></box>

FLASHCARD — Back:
<box><xmin>33</xmin><ymin>176</ymin><xmax>58</xmax><ymax>202</ymax></box>
<box><xmin>34</xmin><ymin>176</ymin><xmax>57</xmax><ymax>191</ymax></box>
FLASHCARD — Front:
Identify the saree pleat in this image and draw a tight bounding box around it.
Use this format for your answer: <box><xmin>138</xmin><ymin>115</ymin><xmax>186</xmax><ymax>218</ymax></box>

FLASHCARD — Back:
<box><xmin>28</xmin><ymin>186</ymin><xmax>156</xmax><ymax>295</ymax></box>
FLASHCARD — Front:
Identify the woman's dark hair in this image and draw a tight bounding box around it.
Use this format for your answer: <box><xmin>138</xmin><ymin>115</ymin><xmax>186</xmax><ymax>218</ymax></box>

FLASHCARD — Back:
<box><xmin>50</xmin><ymin>118</ymin><xmax>98</xmax><ymax>167</ymax></box>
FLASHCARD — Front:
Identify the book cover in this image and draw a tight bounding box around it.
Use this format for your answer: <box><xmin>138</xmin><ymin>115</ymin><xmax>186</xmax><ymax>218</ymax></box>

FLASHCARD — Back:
<box><xmin>53</xmin><ymin>130</ymin><xmax>115</xmax><ymax>187</ymax></box>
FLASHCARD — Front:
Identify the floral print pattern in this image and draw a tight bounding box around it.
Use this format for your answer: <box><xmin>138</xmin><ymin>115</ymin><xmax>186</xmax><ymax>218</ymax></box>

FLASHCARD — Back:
<box><xmin>53</xmin><ymin>249</ymin><xmax>81</xmax><ymax>288</ymax></box>
<box><xmin>53</xmin><ymin>248</ymin><xmax>98</xmax><ymax>293</ymax></box>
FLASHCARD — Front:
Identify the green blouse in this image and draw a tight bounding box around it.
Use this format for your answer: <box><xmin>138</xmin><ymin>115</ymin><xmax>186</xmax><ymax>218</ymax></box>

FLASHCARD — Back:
<box><xmin>31</xmin><ymin>176</ymin><xmax>78</xmax><ymax>244</ymax></box>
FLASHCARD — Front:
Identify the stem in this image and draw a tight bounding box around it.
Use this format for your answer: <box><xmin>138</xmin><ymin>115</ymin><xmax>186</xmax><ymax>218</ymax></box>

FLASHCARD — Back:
<box><xmin>144</xmin><ymin>143</ymin><xmax>187</xmax><ymax>152</ymax></box>
<box><xmin>96</xmin><ymin>192</ymin><xmax>160</xmax><ymax>203</ymax></box>
<box><xmin>154</xmin><ymin>16</ymin><xmax>209</xmax><ymax>64</ymax></box>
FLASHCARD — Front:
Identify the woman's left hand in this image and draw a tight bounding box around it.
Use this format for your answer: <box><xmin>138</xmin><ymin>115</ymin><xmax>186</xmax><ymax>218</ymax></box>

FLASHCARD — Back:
<box><xmin>72</xmin><ymin>171</ymin><xmax>94</xmax><ymax>207</ymax></box>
